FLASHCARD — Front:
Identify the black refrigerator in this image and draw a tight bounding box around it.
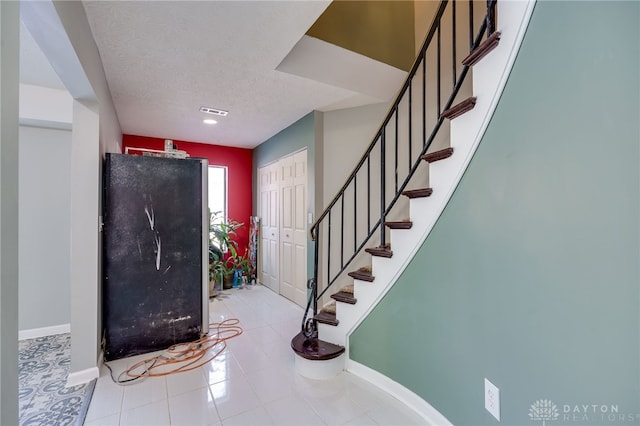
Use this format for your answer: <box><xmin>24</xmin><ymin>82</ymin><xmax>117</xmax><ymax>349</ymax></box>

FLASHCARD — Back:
<box><xmin>103</xmin><ymin>153</ymin><xmax>208</xmax><ymax>361</ymax></box>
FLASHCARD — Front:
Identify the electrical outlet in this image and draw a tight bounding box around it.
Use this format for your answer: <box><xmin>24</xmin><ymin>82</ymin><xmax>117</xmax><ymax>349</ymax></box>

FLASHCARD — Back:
<box><xmin>484</xmin><ymin>378</ymin><xmax>500</xmax><ymax>421</ymax></box>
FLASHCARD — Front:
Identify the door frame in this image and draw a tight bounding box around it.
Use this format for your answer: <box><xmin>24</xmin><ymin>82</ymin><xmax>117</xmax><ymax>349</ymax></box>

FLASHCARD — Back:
<box><xmin>257</xmin><ymin>148</ymin><xmax>308</xmax><ymax>304</ymax></box>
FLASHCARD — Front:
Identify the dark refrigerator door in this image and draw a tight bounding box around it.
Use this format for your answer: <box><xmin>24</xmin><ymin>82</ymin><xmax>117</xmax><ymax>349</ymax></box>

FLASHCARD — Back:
<box><xmin>103</xmin><ymin>153</ymin><xmax>203</xmax><ymax>361</ymax></box>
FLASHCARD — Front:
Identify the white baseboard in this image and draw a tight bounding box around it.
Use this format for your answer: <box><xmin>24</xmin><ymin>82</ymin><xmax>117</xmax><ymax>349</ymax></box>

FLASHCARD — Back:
<box><xmin>19</xmin><ymin>323</ymin><xmax>70</xmax><ymax>340</ymax></box>
<box><xmin>67</xmin><ymin>350</ymin><xmax>103</xmax><ymax>387</ymax></box>
<box><xmin>347</xmin><ymin>359</ymin><xmax>453</xmax><ymax>426</ymax></box>
<box><xmin>67</xmin><ymin>366</ymin><xmax>100</xmax><ymax>388</ymax></box>
<box><xmin>97</xmin><ymin>350</ymin><xmax>104</xmax><ymax>371</ymax></box>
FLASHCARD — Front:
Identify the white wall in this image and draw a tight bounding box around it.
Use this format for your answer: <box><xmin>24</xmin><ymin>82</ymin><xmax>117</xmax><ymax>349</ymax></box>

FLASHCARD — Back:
<box><xmin>19</xmin><ymin>84</ymin><xmax>72</xmax><ymax>129</ymax></box>
<box><xmin>322</xmin><ymin>102</ymin><xmax>390</xmax><ymax>203</ymax></box>
<box><xmin>317</xmin><ymin>102</ymin><xmax>390</xmax><ymax>299</ymax></box>
<box><xmin>69</xmin><ymin>100</ymin><xmax>100</xmax><ymax>382</ymax></box>
<box><xmin>18</xmin><ymin>125</ymin><xmax>71</xmax><ymax>331</ymax></box>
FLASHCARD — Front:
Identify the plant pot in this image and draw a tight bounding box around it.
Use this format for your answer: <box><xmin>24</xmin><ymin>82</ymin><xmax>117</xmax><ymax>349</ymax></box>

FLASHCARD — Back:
<box><xmin>208</xmin><ymin>279</ymin><xmax>217</xmax><ymax>298</ymax></box>
<box><xmin>222</xmin><ymin>272</ymin><xmax>234</xmax><ymax>290</ymax></box>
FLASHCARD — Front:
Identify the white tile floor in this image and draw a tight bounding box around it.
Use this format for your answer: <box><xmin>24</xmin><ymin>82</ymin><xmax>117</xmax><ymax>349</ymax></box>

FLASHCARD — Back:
<box><xmin>85</xmin><ymin>284</ymin><xmax>426</xmax><ymax>425</ymax></box>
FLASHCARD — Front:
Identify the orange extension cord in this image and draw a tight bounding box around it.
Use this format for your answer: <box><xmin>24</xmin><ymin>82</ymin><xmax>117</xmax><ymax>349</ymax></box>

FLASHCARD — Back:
<box><xmin>105</xmin><ymin>318</ymin><xmax>243</xmax><ymax>385</ymax></box>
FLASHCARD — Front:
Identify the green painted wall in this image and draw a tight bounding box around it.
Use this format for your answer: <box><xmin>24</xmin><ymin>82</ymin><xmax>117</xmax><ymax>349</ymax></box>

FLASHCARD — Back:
<box><xmin>252</xmin><ymin>112</ymin><xmax>317</xmax><ymax>279</ymax></box>
<box><xmin>350</xmin><ymin>2</ymin><xmax>640</xmax><ymax>425</ymax></box>
<box><xmin>252</xmin><ymin>112</ymin><xmax>315</xmax><ymax>172</ymax></box>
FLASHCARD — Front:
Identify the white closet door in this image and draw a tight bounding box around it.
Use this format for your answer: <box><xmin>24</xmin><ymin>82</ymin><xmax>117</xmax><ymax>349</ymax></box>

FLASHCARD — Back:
<box><xmin>258</xmin><ymin>163</ymin><xmax>279</xmax><ymax>293</ymax></box>
<box><xmin>280</xmin><ymin>150</ymin><xmax>307</xmax><ymax>307</ymax></box>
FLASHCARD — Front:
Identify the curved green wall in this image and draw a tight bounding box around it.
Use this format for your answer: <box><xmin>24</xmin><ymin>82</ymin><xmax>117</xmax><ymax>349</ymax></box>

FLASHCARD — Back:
<box><xmin>350</xmin><ymin>2</ymin><xmax>640</xmax><ymax>425</ymax></box>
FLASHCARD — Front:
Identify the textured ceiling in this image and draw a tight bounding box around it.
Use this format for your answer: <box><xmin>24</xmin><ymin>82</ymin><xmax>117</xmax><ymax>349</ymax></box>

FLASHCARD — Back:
<box><xmin>81</xmin><ymin>1</ymin><xmax>408</xmax><ymax>149</ymax></box>
<box><xmin>21</xmin><ymin>1</ymin><xmax>409</xmax><ymax>149</ymax></box>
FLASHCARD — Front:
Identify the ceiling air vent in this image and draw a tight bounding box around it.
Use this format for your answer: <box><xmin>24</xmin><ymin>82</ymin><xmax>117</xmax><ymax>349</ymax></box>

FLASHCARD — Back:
<box><xmin>199</xmin><ymin>106</ymin><xmax>228</xmax><ymax>117</ymax></box>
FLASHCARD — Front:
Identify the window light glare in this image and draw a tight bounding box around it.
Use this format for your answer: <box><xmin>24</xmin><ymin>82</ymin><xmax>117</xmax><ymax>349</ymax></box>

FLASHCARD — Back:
<box><xmin>203</xmin><ymin>118</ymin><xmax>218</xmax><ymax>125</ymax></box>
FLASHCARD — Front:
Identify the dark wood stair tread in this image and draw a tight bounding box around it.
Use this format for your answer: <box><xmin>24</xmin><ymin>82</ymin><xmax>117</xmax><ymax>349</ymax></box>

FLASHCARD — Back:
<box><xmin>402</xmin><ymin>188</ymin><xmax>433</xmax><ymax>199</ymax></box>
<box><xmin>462</xmin><ymin>31</ymin><xmax>501</xmax><ymax>66</ymax></box>
<box><xmin>291</xmin><ymin>332</ymin><xmax>345</xmax><ymax>361</ymax></box>
<box><xmin>385</xmin><ymin>221</ymin><xmax>413</xmax><ymax>230</ymax></box>
<box><xmin>331</xmin><ymin>291</ymin><xmax>357</xmax><ymax>304</ymax></box>
<box><xmin>441</xmin><ymin>97</ymin><xmax>476</xmax><ymax>120</ymax></box>
<box><xmin>348</xmin><ymin>270</ymin><xmax>374</xmax><ymax>282</ymax></box>
<box><xmin>314</xmin><ymin>311</ymin><xmax>339</xmax><ymax>326</ymax></box>
<box><xmin>421</xmin><ymin>147</ymin><xmax>454</xmax><ymax>163</ymax></box>
<box><xmin>365</xmin><ymin>246</ymin><xmax>393</xmax><ymax>258</ymax></box>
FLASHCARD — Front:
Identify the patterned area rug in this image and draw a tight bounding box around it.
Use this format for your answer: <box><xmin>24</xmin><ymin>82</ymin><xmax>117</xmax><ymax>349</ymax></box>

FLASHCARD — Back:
<box><xmin>19</xmin><ymin>333</ymin><xmax>95</xmax><ymax>426</ymax></box>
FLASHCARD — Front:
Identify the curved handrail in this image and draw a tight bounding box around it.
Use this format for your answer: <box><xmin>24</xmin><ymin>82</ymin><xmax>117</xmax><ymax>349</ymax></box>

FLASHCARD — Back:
<box><xmin>303</xmin><ymin>0</ymin><xmax>497</xmax><ymax>338</ymax></box>
<box><xmin>309</xmin><ymin>0</ymin><xmax>450</xmax><ymax>242</ymax></box>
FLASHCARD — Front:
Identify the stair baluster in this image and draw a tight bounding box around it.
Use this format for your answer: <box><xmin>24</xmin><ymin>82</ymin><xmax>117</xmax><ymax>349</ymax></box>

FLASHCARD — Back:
<box><xmin>294</xmin><ymin>0</ymin><xmax>499</xmax><ymax>364</ymax></box>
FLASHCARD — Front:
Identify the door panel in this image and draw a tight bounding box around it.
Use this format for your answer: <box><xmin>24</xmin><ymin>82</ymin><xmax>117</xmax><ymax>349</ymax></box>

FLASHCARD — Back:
<box><xmin>260</xmin><ymin>150</ymin><xmax>307</xmax><ymax>307</ymax></box>
<box><xmin>258</xmin><ymin>164</ymin><xmax>279</xmax><ymax>293</ymax></box>
<box><xmin>279</xmin><ymin>155</ymin><xmax>296</xmax><ymax>302</ymax></box>
<box><xmin>291</xmin><ymin>150</ymin><xmax>307</xmax><ymax>307</ymax></box>
<box><xmin>279</xmin><ymin>151</ymin><xmax>307</xmax><ymax>307</ymax></box>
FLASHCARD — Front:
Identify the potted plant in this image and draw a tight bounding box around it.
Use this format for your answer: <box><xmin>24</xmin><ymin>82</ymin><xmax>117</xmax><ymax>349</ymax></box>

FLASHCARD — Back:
<box><xmin>225</xmin><ymin>250</ymin><xmax>252</xmax><ymax>287</ymax></box>
<box><xmin>208</xmin><ymin>243</ymin><xmax>224</xmax><ymax>297</ymax></box>
<box><xmin>209</xmin><ymin>211</ymin><xmax>245</xmax><ymax>291</ymax></box>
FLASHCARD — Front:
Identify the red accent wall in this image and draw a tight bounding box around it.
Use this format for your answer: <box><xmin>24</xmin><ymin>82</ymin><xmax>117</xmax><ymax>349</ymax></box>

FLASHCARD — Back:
<box><xmin>122</xmin><ymin>135</ymin><xmax>253</xmax><ymax>255</ymax></box>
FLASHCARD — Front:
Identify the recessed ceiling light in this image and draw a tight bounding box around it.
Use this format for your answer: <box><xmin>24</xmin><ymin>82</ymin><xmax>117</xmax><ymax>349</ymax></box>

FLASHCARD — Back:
<box><xmin>203</xmin><ymin>118</ymin><xmax>217</xmax><ymax>125</ymax></box>
<box><xmin>199</xmin><ymin>106</ymin><xmax>228</xmax><ymax>117</ymax></box>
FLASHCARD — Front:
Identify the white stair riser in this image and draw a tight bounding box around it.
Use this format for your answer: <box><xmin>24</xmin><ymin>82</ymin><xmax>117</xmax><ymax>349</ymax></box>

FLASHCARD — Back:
<box><xmin>353</xmin><ymin>279</ymin><xmax>380</xmax><ymax>306</ymax></box>
<box><xmin>294</xmin><ymin>352</ymin><xmax>346</xmax><ymax>380</ymax></box>
<box><xmin>318</xmin><ymin>321</ymin><xmax>346</xmax><ymax>346</ymax></box>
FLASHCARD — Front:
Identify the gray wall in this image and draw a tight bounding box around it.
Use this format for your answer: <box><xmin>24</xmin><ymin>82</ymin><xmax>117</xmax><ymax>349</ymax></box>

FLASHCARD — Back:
<box><xmin>18</xmin><ymin>126</ymin><xmax>71</xmax><ymax>331</ymax></box>
<box><xmin>350</xmin><ymin>2</ymin><xmax>640</xmax><ymax>425</ymax></box>
<box><xmin>0</xmin><ymin>1</ymin><xmax>20</xmax><ymax>423</ymax></box>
